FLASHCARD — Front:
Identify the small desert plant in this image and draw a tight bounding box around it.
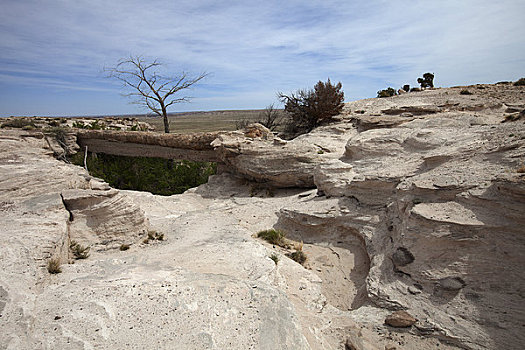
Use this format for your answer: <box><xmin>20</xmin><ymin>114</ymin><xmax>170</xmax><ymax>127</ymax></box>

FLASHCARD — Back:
<box><xmin>120</xmin><ymin>244</ymin><xmax>130</xmax><ymax>251</ymax></box>
<box><xmin>257</xmin><ymin>104</ymin><xmax>283</xmax><ymax>131</ymax></box>
<box><xmin>417</xmin><ymin>72</ymin><xmax>435</xmax><ymax>89</ymax></box>
<box><xmin>70</xmin><ymin>241</ymin><xmax>90</xmax><ymax>259</ymax></box>
<box><xmin>377</xmin><ymin>87</ymin><xmax>397</xmax><ymax>98</ymax></box>
<box><xmin>88</xmin><ymin>120</ymin><xmax>105</xmax><ymax>130</ymax></box>
<box><xmin>147</xmin><ymin>231</ymin><xmax>156</xmax><ymax>240</ymax></box>
<box><xmin>72</xmin><ymin>120</ymin><xmax>86</xmax><ymax>128</ymax></box>
<box><xmin>257</xmin><ymin>229</ymin><xmax>287</xmax><ymax>246</ymax></box>
<box><xmin>514</xmin><ymin>78</ymin><xmax>525</xmax><ymax>86</ymax></box>
<box><xmin>279</xmin><ymin>78</ymin><xmax>344</xmax><ymax>137</ymax></box>
<box><xmin>1</xmin><ymin>118</ymin><xmax>36</xmax><ymax>129</ymax></box>
<box><xmin>269</xmin><ymin>253</ymin><xmax>279</xmax><ymax>265</ymax></box>
<box><xmin>46</xmin><ymin>126</ymin><xmax>68</xmax><ymax>145</ymax></box>
<box><xmin>460</xmin><ymin>89</ymin><xmax>473</xmax><ymax>95</ymax></box>
<box><xmin>517</xmin><ymin>164</ymin><xmax>525</xmax><ymax>173</ymax></box>
<box><xmin>144</xmin><ymin>231</ymin><xmax>165</xmax><ymax>243</ymax></box>
<box><xmin>47</xmin><ymin>258</ymin><xmax>62</xmax><ymax>274</ymax></box>
<box><xmin>235</xmin><ymin>118</ymin><xmax>251</xmax><ymax>130</ymax></box>
<box><xmin>287</xmin><ymin>250</ymin><xmax>307</xmax><ymax>265</ymax></box>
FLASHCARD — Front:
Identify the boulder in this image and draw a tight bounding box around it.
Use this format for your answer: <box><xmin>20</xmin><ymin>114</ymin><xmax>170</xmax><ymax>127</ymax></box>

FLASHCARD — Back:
<box><xmin>385</xmin><ymin>311</ymin><xmax>417</xmax><ymax>327</ymax></box>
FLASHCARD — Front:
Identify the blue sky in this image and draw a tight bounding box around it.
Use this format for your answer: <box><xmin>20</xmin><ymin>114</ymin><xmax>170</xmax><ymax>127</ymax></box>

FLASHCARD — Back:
<box><xmin>1</xmin><ymin>0</ymin><xmax>524</xmax><ymax>117</ymax></box>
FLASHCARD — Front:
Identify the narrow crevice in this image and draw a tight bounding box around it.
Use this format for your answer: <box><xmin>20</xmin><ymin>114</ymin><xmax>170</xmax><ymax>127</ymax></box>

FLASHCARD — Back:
<box><xmin>59</xmin><ymin>193</ymin><xmax>73</xmax><ymax>262</ymax></box>
<box><xmin>60</xmin><ymin>193</ymin><xmax>74</xmax><ymax>222</ymax></box>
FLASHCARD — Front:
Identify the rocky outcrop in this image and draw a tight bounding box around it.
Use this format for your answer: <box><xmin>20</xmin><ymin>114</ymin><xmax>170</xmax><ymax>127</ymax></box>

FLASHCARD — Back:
<box><xmin>0</xmin><ymin>116</ymin><xmax>154</xmax><ymax>132</ymax></box>
<box><xmin>0</xmin><ymin>130</ymin><xmax>152</xmax><ymax>348</ymax></box>
<box><xmin>76</xmin><ymin>129</ymin><xmax>224</xmax><ymax>162</ymax></box>
<box><xmin>0</xmin><ymin>83</ymin><xmax>523</xmax><ymax>350</ymax></box>
<box><xmin>61</xmin><ymin>188</ymin><xmax>149</xmax><ymax>250</ymax></box>
<box><xmin>212</xmin><ymin>123</ymin><xmax>357</xmax><ymax>187</ymax></box>
<box><xmin>212</xmin><ymin>83</ymin><xmax>525</xmax><ymax>349</ymax></box>
<box><xmin>77</xmin><ymin>129</ymin><xmax>221</xmax><ymax>150</ymax></box>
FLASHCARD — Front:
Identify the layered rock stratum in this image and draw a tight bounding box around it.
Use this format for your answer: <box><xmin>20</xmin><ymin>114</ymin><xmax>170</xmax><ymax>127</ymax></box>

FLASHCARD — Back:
<box><xmin>0</xmin><ymin>82</ymin><xmax>524</xmax><ymax>349</ymax></box>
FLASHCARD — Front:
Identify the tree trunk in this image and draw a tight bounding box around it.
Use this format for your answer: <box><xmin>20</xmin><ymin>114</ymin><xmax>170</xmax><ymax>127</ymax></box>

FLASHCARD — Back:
<box><xmin>162</xmin><ymin>107</ymin><xmax>170</xmax><ymax>133</ymax></box>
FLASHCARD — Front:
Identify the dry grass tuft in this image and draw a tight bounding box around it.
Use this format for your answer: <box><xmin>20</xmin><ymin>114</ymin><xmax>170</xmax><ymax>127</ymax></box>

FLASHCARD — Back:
<box><xmin>257</xmin><ymin>229</ymin><xmax>287</xmax><ymax>247</ymax></box>
<box><xmin>47</xmin><ymin>258</ymin><xmax>62</xmax><ymax>274</ymax></box>
<box><xmin>287</xmin><ymin>250</ymin><xmax>307</xmax><ymax>265</ymax></box>
<box><xmin>70</xmin><ymin>241</ymin><xmax>90</xmax><ymax>259</ymax></box>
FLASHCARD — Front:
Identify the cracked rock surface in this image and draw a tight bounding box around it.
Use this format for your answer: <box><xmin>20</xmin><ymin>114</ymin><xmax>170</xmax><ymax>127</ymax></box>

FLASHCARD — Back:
<box><xmin>0</xmin><ymin>82</ymin><xmax>524</xmax><ymax>349</ymax></box>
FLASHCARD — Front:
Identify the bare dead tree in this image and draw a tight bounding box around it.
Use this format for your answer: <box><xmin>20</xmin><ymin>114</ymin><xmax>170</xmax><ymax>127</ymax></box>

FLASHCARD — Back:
<box><xmin>257</xmin><ymin>104</ymin><xmax>283</xmax><ymax>131</ymax></box>
<box><xmin>106</xmin><ymin>56</ymin><xmax>207</xmax><ymax>133</ymax></box>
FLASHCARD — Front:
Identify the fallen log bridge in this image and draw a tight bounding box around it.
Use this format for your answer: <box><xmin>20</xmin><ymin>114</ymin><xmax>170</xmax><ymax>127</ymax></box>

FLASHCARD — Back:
<box><xmin>76</xmin><ymin>130</ymin><xmax>223</xmax><ymax>163</ymax></box>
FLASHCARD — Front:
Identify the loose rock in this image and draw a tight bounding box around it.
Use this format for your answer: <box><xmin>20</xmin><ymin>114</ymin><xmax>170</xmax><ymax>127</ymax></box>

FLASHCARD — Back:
<box><xmin>385</xmin><ymin>311</ymin><xmax>417</xmax><ymax>328</ymax></box>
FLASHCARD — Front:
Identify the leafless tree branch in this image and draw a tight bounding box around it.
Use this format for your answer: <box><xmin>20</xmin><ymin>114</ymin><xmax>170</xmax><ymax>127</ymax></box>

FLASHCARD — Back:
<box><xmin>105</xmin><ymin>55</ymin><xmax>207</xmax><ymax>133</ymax></box>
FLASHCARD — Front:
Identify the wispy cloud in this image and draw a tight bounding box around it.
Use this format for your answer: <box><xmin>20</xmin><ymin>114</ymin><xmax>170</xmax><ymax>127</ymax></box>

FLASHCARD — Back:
<box><xmin>1</xmin><ymin>0</ymin><xmax>524</xmax><ymax>116</ymax></box>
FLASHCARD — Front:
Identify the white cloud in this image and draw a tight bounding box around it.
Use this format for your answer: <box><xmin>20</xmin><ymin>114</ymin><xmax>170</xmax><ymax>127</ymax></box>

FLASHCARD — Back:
<box><xmin>1</xmin><ymin>0</ymin><xmax>524</xmax><ymax>115</ymax></box>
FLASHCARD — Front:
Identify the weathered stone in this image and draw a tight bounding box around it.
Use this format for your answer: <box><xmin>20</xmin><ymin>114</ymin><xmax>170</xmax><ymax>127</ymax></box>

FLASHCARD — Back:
<box><xmin>243</xmin><ymin>123</ymin><xmax>273</xmax><ymax>139</ymax></box>
<box><xmin>392</xmin><ymin>247</ymin><xmax>415</xmax><ymax>267</ymax></box>
<box><xmin>345</xmin><ymin>330</ymin><xmax>380</xmax><ymax>350</ymax></box>
<box><xmin>2</xmin><ymin>82</ymin><xmax>525</xmax><ymax>350</ymax></box>
<box><xmin>385</xmin><ymin>311</ymin><xmax>417</xmax><ymax>327</ymax></box>
<box><xmin>408</xmin><ymin>286</ymin><xmax>422</xmax><ymax>295</ymax></box>
<box><xmin>61</xmin><ymin>188</ymin><xmax>149</xmax><ymax>249</ymax></box>
<box><xmin>439</xmin><ymin>277</ymin><xmax>466</xmax><ymax>291</ymax></box>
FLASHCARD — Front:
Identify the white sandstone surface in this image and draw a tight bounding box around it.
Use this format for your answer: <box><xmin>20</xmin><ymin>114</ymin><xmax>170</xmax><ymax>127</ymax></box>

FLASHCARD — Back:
<box><xmin>1</xmin><ymin>83</ymin><xmax>524</xmax><ymax>349</ymax></box>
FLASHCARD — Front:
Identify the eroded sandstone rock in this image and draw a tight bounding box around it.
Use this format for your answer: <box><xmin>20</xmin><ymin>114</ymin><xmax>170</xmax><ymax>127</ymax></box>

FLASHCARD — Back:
<box><xmin>385</xmin><ymin>311</ymin><xmax>417</xmax><ymax>327</ymax></box>
<box><xmin>1</xmin><ymin>83</ymin><xmax>524</xmax><ymax>350</ymax></box>
<box><xmin>61</xmin><ymin>188</ymin><xmax>149</xmax><ymax>249</ymax></box>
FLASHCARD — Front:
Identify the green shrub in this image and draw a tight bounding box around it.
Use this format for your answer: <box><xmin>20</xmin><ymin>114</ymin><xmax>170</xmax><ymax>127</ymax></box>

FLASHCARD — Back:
<box><xmin>88</xmin><ymin>120</ymin><xmax>105</xmax><ymax>130</ymax></box>
<box><xmin>377</xmin><ymin>87</ymin><xmax>397</xmax><ymax>98</ymax></box>
<box><xmin>460</xmin><ymin>89</ymin><xmax>473</xmax><ymax>95</ymax></box>
<box><xmin>270</xmin><ymin>253</ymin><xmax>279</xmax><ymax>265</ymax></box>
<box><xmin>287</xmin><ymin>250</ymin><xmax>307</xmax><ymax>265</ymax></box>
<box><xmin>45</xmin><ymin>126</ymin><xmax>68</xmax><ymax>145</ymax></box>
<box><xmin>257</xmin><ymin>229</ymin><xmax>286</xmax><ymax>246</ymax></box>
<box><xmin>279</xmin><ymin>79</ymin><xmax>344</xmax><ymax>137</ymax></box>
<box><xmin>417</xmin><ymin>72</ymin><xmax>435</xmax><ymax>88</ymax></box>
<box><xmin>69</xmin><ymin>152</ymin><xmax>216</xmax><ymax>196</ymax></box>
<box><xmin>1</xmin><ymin>118</ymin><xmax>36</xmax><ymax>129</ymax></box>
<box><xmin>514</xmin><ymin>78</ymin><xmax>525</xmax><ymax>86</ymax></box>
<box><xmin>72</xmin><ymin>120</ymin><xmax>86</xmax><ymax>128</ymax></box>
<box><xmin>47</xmin><ymin>258</ymin><xmax>62</xmax><ymax>274</ymax></box>
<box><xmin>120</xmin><ymin>244</ymin><xmax>130</xmax><ymax>251</ymax></box>
<box><xmin>72</xmin><ymin>120</ymin><xmax>106</xmax><ymax>130</ymax></box>
<box><xmin>70</xmin><ymin>241</ymin><xmax>90</xmax><ymax>259</ymax></box>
